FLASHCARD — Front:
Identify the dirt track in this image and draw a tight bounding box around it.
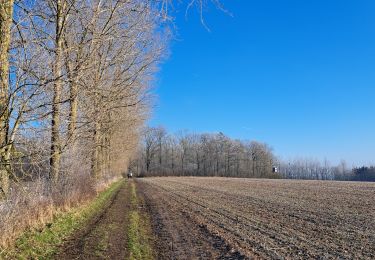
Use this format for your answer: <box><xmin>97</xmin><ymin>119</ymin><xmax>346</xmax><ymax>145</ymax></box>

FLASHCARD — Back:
<box><xmin>56</xmin><ymin>181</ymin><xmax>131</xmax><ymax>259</ymax></box>
<box><xmin>138</xmin><ymin>177</ymin><xmax>375</xmax><ymax>259</ymax></box>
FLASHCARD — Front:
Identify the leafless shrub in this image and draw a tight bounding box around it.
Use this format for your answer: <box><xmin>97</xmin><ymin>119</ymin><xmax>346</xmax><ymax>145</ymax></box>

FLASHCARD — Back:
<box><xmin>0</xmin><ymin>179</ymin><xmax>53</xmax><ymax>248</ymax></box>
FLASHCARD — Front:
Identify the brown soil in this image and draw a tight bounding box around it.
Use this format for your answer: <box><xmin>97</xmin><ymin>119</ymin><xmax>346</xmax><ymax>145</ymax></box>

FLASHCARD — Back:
<box><xmin>137</xmin><ymin>177</ymin><xmax>375</xmax><ymax>259</ymax></box>
<box><xmin>137</xmin><ymin>179</ymin><xmax>248</xmax><ymax>260</ymax></box>
<box><xmin>54</xmin><ymin>177</ymin><xmax>375</xmax><ymax>259</ymax></box>
<box><xmin>56</xmin><ymin>181</ymin><xmax>132</xmax><ymax>260</ymax></box>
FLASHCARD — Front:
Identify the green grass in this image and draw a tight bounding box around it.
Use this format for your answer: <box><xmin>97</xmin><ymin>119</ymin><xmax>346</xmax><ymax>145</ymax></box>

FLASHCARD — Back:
<box><xmin>92</xmin><ymin>226</ymin><xmax>110</xmax><ymax>258</ymax></box>
<box><xmin>128</xmin><ymin>182</ymin><xmax>153</xmax><ymax>260</ymax></box>
<box><xmin>1</xmin><ymin>180</ymin><xmax>124</xmax><ymax>260</ymax></box>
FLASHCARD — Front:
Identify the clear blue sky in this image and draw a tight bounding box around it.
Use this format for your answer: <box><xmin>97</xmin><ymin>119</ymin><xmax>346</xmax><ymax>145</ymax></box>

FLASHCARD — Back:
<box><xmin>149</xmin><ymin>0</ymin><xmax>375</xmax><ymax>166</ymax></box>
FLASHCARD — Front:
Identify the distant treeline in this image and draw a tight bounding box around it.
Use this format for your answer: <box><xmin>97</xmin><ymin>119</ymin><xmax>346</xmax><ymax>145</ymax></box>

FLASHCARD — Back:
<box><xmin>131</xmin><ymin>127</ymin><xmax>278</xmax><ymax>178</ymax></box>
<box><xmin>132</xmin><ymin>127</ymin><xmax>375</xmax><ymax>182</ymax></box>
<box><xmin>351</xmin><ymin>167</ymin><xmax>375</xmax><ymax>182</ymax></box>
<box><xmin>278</xmin><ymin>160</ymin><xmax>375</xmax><ymax>182</ymax></box>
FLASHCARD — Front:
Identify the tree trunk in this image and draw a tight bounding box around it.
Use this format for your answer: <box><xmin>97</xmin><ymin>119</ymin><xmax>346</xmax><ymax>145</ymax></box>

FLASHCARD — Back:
<box><xmin>50</xmin><ymin>0</ymin><xmax>64</xmax><ymax>183</ymax></box>
<box><xmin>91</xmin><ymin>121</ymin><xmax>100</xmax><ymax>179</ymax></box>
<box><xmin>67</xmin><ymin>71</ymin><xmax>78</xmax><ymax>143</ymax></box>
<box><xmin>0</xmin><ymin>0</ymin><xmax>14</xmax><ymax>197</ymax></box>
<box><xmin>196</xmin><ymin>152</ymin><xmax>199</xmax><ymax>175</ymax></box>
<box><xmin>65</xmin><ymin>32</ymin><xmax>82</xmax><ymax>147</ymax></box>
<box><xmin>171</xmin><ymin>147</ymin><xmax>174</xmax><ymax>174</ymax></box>
<box><xmin>105</xmin><ymin>134</ymin><xmax>111</xmax><ymax>175</ymax></box>
<box><xmin>159</xmin><ymin>140</ymin><xmax>162</xmax><ymax>166</ymax></box>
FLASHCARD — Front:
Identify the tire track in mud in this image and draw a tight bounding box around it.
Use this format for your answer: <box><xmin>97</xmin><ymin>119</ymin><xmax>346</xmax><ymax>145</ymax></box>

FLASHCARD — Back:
<box><xmin>55</xmin><ymin>181</ymin><xmax>132</xmax><ymax>260</ymax></box>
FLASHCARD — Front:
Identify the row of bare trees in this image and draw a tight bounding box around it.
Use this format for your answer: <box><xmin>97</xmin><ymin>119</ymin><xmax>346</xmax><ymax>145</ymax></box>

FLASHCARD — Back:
<box><xmin>133</xmin><ymin>127</ymin><xmax>375</xmax><ymax>182</ymax></box>
<box><xmin>132</xmin><ymin>126</ymin><xmax>278</xmax><ymax>178</ymax></box>
<box><xmin>277</xmin><ymin>158</ymin><xmax>336</xmax><ymax>180</ymax></box>
<box><xmin>0</xmin><ymin>0</ymin><xmax>169</xmax><ymax>198</ymax></box>
<box><xmin>279</xmin><ymin>159</ymin><xmax>375</xmax><ymax>181</ymax></box>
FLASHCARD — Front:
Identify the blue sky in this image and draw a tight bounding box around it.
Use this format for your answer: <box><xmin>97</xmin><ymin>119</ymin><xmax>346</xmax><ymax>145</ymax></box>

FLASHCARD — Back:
<box><xmin>149</xmin><ymin>0</ymin><xmax>375</xmax><ymax>166</ymax></box>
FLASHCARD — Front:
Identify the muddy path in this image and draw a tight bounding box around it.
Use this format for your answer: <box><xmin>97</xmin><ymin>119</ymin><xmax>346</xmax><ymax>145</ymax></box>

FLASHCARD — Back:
<box><xmin>137</xmin><ymin>180</ymin><xmax>247</xmax><ymax>260</ymax></box>
<box><xmin>55</xmin><ymin>178</ymin><xmax>245</xmax><ymax>260</ymax></box>
<box><xmin>56</xmin><ymin>181</ymin><xmax>132</xmax><ymax>260</ymax></box>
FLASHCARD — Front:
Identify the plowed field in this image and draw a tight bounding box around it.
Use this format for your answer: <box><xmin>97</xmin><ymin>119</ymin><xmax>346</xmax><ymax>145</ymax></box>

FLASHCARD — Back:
<box><xmin>138</xmin><ymin>177</ymin><xmax>375</xmax><ymax>259</ymax></box>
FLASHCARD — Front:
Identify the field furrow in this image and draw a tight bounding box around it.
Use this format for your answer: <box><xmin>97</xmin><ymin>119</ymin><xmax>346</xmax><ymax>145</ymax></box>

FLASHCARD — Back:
<box><xmin>138</xmin><ymin>177</ymin><xmax>375</xmax><ymax>259</ymax></box>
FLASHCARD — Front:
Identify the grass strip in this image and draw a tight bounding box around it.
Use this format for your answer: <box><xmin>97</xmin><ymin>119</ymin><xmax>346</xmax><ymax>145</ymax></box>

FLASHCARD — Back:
<box><xmin>128</xmin><ymin>181</ymin><xmax>153</xmax><ymax>260</ymax></box>
<box><xmin>1</xmin><ymin>180</ymin><xmax>124</xmax><ymax>260</ymax></box>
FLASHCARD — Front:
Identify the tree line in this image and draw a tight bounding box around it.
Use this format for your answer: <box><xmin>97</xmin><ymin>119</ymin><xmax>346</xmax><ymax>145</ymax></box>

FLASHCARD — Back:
<box><xmin>0</xmin><ymin>0</ymin><xmax>170</xmax><ymax>198</ymax></box>
<box><xmin>279</xmin><ymin>159</ymin><xmax>375</xmax><ymax>182</ymax></box>
<box><xmin>0</xmin><ymin>0</ymin><xmax>221</xmax><ymax>195</ymax></box>
<box><xmin>0</xmin><ymin>0</ymin><xmax>228</xmax><ymax>198</ymax></box>
<box><xmin>351</xmin><ymin>166</ymin><xmax>375</xmax><ymax>182</ymax></box>
<box><xmin>133</xmin><ymin>127</ymin><xmax>375</xmax><ymax>182</ymax></box>
<box><xmin>132</xmin><ymin>126</ymin><xmax>279</xmax><ymax>178</ymax></box>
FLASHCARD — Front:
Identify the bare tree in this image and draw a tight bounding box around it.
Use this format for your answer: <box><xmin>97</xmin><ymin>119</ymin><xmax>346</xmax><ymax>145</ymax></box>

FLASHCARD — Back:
<box><xmin>0</xmin><ymin>0</ymin><xmax>14</xmax><ymax>196</ymax></box>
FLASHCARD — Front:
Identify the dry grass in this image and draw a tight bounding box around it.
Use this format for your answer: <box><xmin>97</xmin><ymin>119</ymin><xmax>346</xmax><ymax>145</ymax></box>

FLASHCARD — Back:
<box><xmin>0</xmin><ymin>173</ymin><xmax>119</xmax><ymax>250</ymax></box>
